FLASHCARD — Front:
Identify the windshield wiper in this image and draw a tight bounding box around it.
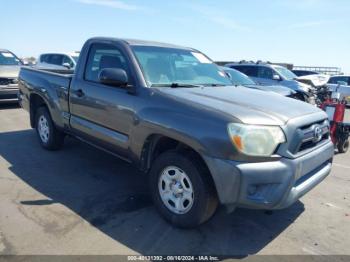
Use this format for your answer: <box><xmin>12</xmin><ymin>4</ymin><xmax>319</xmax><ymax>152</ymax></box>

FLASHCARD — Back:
<box><xmin>150</xmin><ymin>83</ymin><xmax>202</xmax><ymax>88</ymax></box>
<box><xmin>201</xmin><ymin>83</ymin><xmax>228</xmax><ymax>87</ymax></box>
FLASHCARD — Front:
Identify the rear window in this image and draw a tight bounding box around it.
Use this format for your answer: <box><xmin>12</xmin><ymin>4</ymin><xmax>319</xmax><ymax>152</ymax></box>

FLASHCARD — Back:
<box><xmin>48</xmin><ymin>55</ymin><xmax>64</xmax><ymax>65</ymax></box>
<box><xmin>40</xmin><ymin>54</ymin><xmax>64</xmax><ymax>65</ymax></box>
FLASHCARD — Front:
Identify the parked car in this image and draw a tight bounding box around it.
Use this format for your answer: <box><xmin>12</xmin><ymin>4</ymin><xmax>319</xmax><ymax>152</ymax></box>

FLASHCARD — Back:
<box><xmin>226</xmin><ymin>62</ymin><xmax>315</xmax><ymax>103</ymax></box>
<box><xmin>0</xmin><ymin>49</ymin><xmax>22</xmax><ymax>103</ymax></box>
<box><xmin>221</xmin><ymin>66</ymin><xmax>297</xmax><ymax>97</ymax></box>
<box><xmin>19</xmin><ymin>37</ymin><xmax>333</xmax><ymax>228</ymax></box>
<box><xmin>292</xmin><ymin>70</ymin><xmax>318</xmax><ymax>77</ymax></box>
<box><xmin>36</xmin><ymin>52</ymin><xmax>80</xmax><ymax>70</ymax></box>
<box><xmin>328</xmin><ymin>75</ymin><xmax>350</xmax><ymax>86</ymax></box>
<box><xmin>327</xmin><ymin>75</ymin><xmax>350</xmax><ymax>103</ymax></box>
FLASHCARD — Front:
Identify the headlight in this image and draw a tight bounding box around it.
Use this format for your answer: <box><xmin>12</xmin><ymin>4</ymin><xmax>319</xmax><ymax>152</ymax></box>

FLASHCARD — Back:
<box><xmin>227</xmin><ymin>123</ymin><xmax>286</xmax><ymax>156</ymax></box>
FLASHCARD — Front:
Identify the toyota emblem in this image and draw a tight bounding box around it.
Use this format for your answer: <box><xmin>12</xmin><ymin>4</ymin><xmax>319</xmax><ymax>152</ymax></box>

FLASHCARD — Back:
<box><xmin>313</xmin><ymin>126</ymin><xmax>323</xmax><ymax>143</ymax></box>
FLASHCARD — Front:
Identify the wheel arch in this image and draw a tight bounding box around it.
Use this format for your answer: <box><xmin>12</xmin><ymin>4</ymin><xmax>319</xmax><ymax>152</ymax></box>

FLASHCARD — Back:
<box><xmin>29</xmin><ymin>93</ymin><xmax>48</xmax><ymax>128</ymax></box>
<box><xmin>140</xmin><ymin>134</ymin><xmax>218</xmax><ymax>194</ymax></box>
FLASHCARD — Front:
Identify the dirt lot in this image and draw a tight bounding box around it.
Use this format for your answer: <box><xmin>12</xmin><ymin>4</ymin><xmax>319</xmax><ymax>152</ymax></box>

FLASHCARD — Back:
<box><xmin>0</xmin><ymin>104</ymin><xmax>349</xmax><ymax>256</ymax></box>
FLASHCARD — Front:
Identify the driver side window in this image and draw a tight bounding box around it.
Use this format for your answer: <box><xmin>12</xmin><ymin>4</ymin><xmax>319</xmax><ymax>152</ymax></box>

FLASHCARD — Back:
<box><xmin>85</xmin><ymin>43</ymin><xmax>129</xmax><ymax>83</ymax></box>
<box><xmin>258</xmin><ymin>67</ymin><xmax>273</xmax><ymax>79</ymax></box>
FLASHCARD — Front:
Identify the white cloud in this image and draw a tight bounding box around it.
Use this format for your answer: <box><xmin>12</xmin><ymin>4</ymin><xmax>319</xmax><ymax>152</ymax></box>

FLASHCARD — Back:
<box><xmin>191</xmin><ymin>5</ymin><xmax>250</xmax><ymax>32</ymax></box>
<box><xmin>277</xmin><ymin>0</ymin><xmax>326</xmax><ymax>9</ymax></box>
<box><xmin>76</xmin><ymin>0</ymin><xmax>139</xmax><ymax>10</ymax></box>
<box><xmin>289</xmin><ymin>21</ymin><xmax>325</xmax><ymax>29</ymax></box>
<box><xmin>208</xmin><ymin>16</ymin><xmax>250</xmax><ymax>31</ymax></box>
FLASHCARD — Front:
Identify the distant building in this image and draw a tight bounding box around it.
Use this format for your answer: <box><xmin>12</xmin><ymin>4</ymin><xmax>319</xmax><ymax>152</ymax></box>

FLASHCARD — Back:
<box><xmin>292</xmin><ymin>66</ymin><xmax>342</xmax><ymax>76</ymax></box>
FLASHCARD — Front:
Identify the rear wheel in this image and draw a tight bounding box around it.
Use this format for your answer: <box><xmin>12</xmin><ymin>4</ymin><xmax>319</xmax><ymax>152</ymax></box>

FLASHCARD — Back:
<box><xmin>35</xmin><ymin>107</ymin><xmax>64</xmax><ymax>150</ymax></box>
<box><xmin>149</xmin><ymin>150</ymin><xmax>218</xmax><ymax>228</ymax></box>
<box><xmin>337</xmin><ymin>139</ymin><xmax>349</xmax><ymax>153</ymax></box>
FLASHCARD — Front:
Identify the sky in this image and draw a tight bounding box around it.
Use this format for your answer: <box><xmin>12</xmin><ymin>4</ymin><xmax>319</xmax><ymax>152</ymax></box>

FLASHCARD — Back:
<box><xmin>1</xmin><ymin>0</ymin><xmax>350</xmax><ymax>73</ymax></box>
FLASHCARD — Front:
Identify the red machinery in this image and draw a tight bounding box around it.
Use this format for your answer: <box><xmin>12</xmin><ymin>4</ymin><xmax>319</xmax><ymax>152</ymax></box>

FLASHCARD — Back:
<box><xmin>320</xmin><ymin>93</ymin><xmax>350</xmax><ymax>153</ymax></box>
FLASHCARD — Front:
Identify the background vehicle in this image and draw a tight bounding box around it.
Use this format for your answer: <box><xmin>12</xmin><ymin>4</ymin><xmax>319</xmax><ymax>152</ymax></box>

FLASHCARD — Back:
<box><xmin>36</xmin><ymin>52</ymin><xmax>80</xmax><ymax>70</ymax></box>
<box><xmin>320</xmin><ymin>92</ymin><xmax>350</xmax><ymax>153</ymax></box>
<box><xmin>19</xmin><ymin>37</ymin><xmax>333</xmax><ymax>228</ymax></box>
<box><xmin>327</xmin><ymin>75</ymin><xmax>350</xmax><ymax>104</ymax></box>
<box><xmin>296</xmin><ymin>74</ymin><xmax>331</xmax><ymax>106</ymax></box>
<box><xmin>328</xmin><ymin>75</ymin><xmax>350</xmax><ymax>85</ymax></box>
<box><xmin>226</xmin><ymin>61</ymin><xmax>315</xmax><ymax>102</ymax></box>
<box><xmin>292</xmin><ymin>70</ymin><xmax>318</xmax><ymax>77</ymax></box>
<box><xmin>221</xmin><ymin>66</ymin><xmax>297</xmax><ymax>98</ymax></box>
<box><xmin>0</xmin><ymin>49</ymin><xmax>22</xmax><ymax>103</ymax></box>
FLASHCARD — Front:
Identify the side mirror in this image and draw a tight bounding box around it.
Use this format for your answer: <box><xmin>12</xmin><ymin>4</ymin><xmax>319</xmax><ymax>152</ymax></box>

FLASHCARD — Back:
<box><xmin>272</xmin><ymin>74</ymin><xmax>281</xmax><ymax>81</ymax></box>
<box><xmin>62</xmin><ymin>63</ymin><xmax>72</xmax><ymax>69</ymax></box>
<box><xmin>99</xmin><ymin>68</ymin><xmax>128</xmax><ymax>87</ymax></box>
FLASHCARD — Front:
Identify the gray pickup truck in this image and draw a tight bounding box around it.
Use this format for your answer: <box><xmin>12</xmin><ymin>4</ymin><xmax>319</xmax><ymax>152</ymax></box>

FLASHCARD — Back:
<box><xmin>19</xmin><ymin>37</ymin><xmax>334</xmax><ymax>228</ymax></box>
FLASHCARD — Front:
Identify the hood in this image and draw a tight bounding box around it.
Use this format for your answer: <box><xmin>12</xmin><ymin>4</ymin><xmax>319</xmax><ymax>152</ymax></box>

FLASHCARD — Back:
<box><xmin>0</xmin><ymin>65</ymin><xmax>21</xmax><ymax>78</ymax></box>
<box><xmin>282</xmin><ymin>79</ymin><xmax>314</xmax><ymax>93</ymax></box>
<box><xmin>157</xmin><ymin>86</ymin><xmax>322</xmax><ymax>126</ymax></box>
<box><xmin>296</xmin><ymin>74</ymin><xmax>330</xmax><ymax>87</ymax></box>
<box><xmin>245</xmin><ymin>84</ymin><xmax>295</xmax><ymax>96</ymax></box>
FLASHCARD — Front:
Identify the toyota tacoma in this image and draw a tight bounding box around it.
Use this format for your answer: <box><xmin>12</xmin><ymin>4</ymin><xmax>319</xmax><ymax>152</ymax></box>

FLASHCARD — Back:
<box><xmin>18</xmin><ymin>37</ymin><xmax>334</xmax><ymax>228</ymax></box>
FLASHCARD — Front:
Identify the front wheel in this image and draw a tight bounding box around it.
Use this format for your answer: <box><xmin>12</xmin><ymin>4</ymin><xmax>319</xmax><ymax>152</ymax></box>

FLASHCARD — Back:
<box><xmin>337</xmin><ymin>139</ymin><xmax>349</xmax><ymax>153</ymax></box>
<box><xmin>149</xmin><ymin>151</ymin><xmax>218</xmax><ymax>228</ymax></box>
<box><xmin>35</xmin><ymin>107</ymin><xmax>64</xmax><ymax>150</ymax></box>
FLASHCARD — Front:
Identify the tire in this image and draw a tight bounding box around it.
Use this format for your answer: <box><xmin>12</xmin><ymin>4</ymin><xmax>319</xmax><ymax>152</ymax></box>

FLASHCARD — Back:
<box><xmin>149</xmin><ymin>150</ymin><xmax>218</xmax><ymax>228</ymax></box>
<box><xmin>337</xmin><ymin>139</ymin><xmax>349</xmax><ymax>153</ymax></box>
<box><xmin>35</xmin><ymin>106</ymin><xmax>64</xmax><ymax>150</ymax></box>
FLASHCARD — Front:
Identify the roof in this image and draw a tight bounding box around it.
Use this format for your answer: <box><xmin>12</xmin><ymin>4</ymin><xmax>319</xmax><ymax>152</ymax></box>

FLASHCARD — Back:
<box><xmin>226</xmin><ymin>63</ymin><xmax>274</xmax><ymax>68</ymax></box>
<box><xmin>0</xmin><ymin>49</ymin><xmax>10</xmax><ymax>52</ymax></box>
<box><xmin>88</xmin><ymin>37</ymin><xmax>196</xmax><ymax>51</ymax></box>
<box><xmin>39</xmin><ymin>52</ymin><xmax>80</xmax><ymax>56</ymax></box>
<box><xmin>225</xmin><ymin>61</ymin><xmax>274</xmax><ymax>67</ymax></box>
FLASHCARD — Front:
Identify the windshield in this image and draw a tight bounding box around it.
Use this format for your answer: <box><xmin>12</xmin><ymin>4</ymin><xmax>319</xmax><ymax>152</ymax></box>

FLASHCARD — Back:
<box><xmin>132</xmin><ymin>46</ymin><xmax>231</xmax><ymax>87</ymax></box>
<box><xmin>0</xmin><ymin>51</ymin><xmax>22</xmax><ymax>66</ymax></box>
<box><xmin>273</xmin><ymin>66</ymin><xmax>297</xmax><ymax>80</ymax></box>
<box><xmin>222</xmin><ymin>67</ymin><xmax>256</xmax><ymax>85</ymax></box>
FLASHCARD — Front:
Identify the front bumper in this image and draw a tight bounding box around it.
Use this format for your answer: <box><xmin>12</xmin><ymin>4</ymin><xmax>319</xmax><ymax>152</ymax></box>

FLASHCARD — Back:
<box><xmin>204</xmin><ymin>140</ymin><xmax>333</xmax><ymax>209</ymax></box>
<box><xmin>0</xmin><ymin>85</ymin><xmax>19</xmax><ymax>103</ymax></box>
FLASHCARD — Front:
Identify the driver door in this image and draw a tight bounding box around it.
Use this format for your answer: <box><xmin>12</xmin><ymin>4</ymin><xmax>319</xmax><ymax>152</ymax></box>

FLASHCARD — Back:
<box><xmin>69</xmin><ymin>43</ymin><xmax>136</xmax><ymax>159</ymax></box>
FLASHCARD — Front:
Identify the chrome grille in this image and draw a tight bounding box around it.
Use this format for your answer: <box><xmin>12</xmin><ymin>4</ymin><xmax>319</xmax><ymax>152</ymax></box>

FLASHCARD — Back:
<box><xmin>290</xmin><ymin>119</ymin><xmax>330</xmax><ymax>154</ymax></box>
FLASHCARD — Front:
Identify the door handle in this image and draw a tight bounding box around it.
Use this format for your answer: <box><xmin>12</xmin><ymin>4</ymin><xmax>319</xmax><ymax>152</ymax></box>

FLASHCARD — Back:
<box><xmin>75</xmin><ymin>89</ymin><xmax>85</xmax><ymax>97</ymax></box>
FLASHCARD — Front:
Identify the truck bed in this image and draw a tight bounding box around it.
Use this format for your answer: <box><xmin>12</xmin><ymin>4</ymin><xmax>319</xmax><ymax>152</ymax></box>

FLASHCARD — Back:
<box><xmin>31</xmin><ymin>66</ymin><xmax>75</xmax><ymax>75</ymax></box>
<box><xmin>19</xmin><ymin>67</ymin><xmax>73</xmax><ymax>129</ymax></box>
